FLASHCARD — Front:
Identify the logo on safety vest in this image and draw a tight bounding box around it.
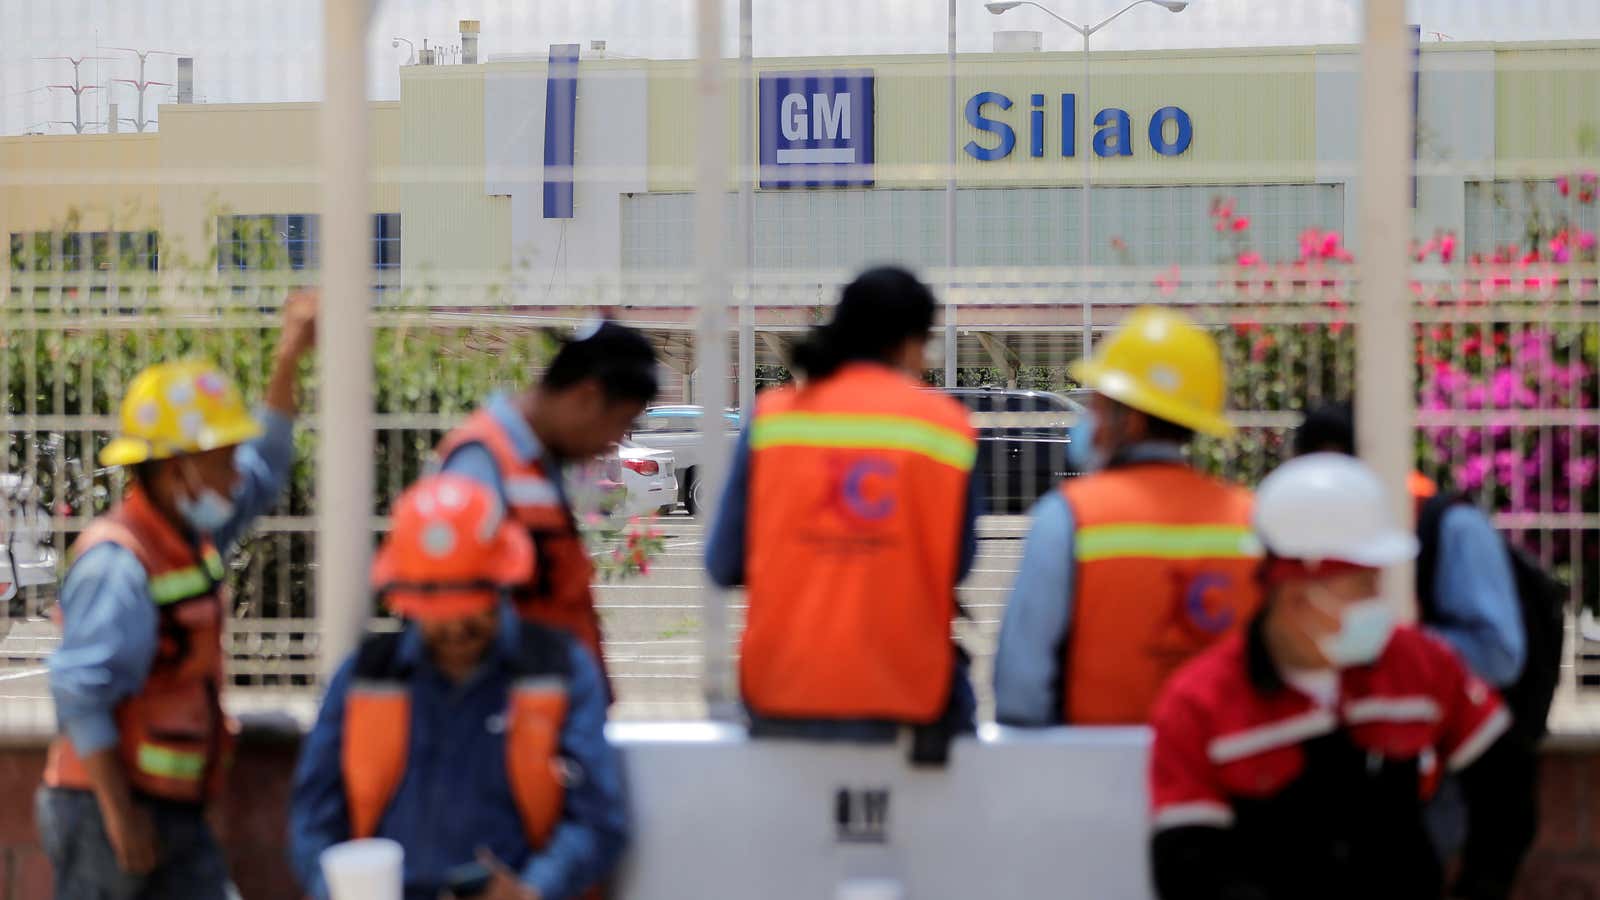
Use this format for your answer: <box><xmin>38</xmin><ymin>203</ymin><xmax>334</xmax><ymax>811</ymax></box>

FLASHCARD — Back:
<box><xmin>1147</xmin><ymin>570</ymin><xmax>1236</xmax><ymax>662</ymax></box>
<box><xmin>835</xmin><ymin>787</ymin><xmax>890</xmax><ymax>843</ymax></box>
<box><xmin>820</xmin><ymin>456</ymin><xmax>898</xmax><ymax>523</ymax></box>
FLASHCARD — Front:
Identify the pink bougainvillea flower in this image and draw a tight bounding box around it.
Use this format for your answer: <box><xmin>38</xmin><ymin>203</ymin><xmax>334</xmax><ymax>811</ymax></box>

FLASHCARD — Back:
<box><xmin>1568</xmin><ymin>458</ymin><xmax>1599</xmax><ymax>489</ymax></box>
<box><xmin>1320</xmin><ymin>232</ymin><xmax>1343</xmax><ymax>258</ymax></box>
<box><xmin>1299</xmin><ymin>228</ymin><xmax>1322</xmax><ymax>260</ymax></box>
<box><xmin>1214</xmin><ymin>219</ymin><xmax>1229</xmax><ymax>233</ymax></box>
<box><xmin>1580</xmin><ymin>231</ymin><xmax>1598</xmax><ymax>251</ymax></box>
<box><xmin>1155</xmin><ymin>265</ymin><xmax>1181</xmax><ymax>296</ymax></box>
<box><xmin>1237</xmin><ymin>251</ymin><xmax>1261</xmax><ymax>267</ymax></box>
<box><xmin>1455</xmin><ymin>456</ymin><xmax>1490</xmax><ymax>491</ymax></box>
<box><xmin>1557</xmin><ymin>175</ymin><xmax>1572</xmax><ymax>197</ymax></box>
<box><xmin>1439</xmin><ymin>232</ymin><xmax>1457</xmax><ymax>263</ymax></box>
<box><xmin>1232</xmin><ymin>216</ymin><xmax>1251</xmax><ymax>232</ymax></box>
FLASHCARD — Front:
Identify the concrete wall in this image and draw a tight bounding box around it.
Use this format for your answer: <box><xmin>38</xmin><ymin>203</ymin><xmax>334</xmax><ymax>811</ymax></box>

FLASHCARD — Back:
<box><xmin>0</xmin><ymin>731</ymin><xmax>1596</xmax><ymax>899</ymax></box>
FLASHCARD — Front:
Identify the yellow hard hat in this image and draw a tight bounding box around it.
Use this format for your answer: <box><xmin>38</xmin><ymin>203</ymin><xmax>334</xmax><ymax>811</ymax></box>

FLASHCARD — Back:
<box><xmin>1069</xmin><ymin>307</ymin><xmax>1233</xmax><ymax>438</ymax></box>
<box><xmin>100</xmin><ymin>361</ymin><xmax>263</xmax><ymax>467</ymax></box>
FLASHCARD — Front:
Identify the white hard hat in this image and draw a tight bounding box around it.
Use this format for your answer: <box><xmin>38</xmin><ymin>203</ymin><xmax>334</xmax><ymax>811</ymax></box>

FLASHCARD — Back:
<box><xmin>1255</xmin><ymin>453</ymin><xmax>1419</xmax><ymax>567</ymax></box>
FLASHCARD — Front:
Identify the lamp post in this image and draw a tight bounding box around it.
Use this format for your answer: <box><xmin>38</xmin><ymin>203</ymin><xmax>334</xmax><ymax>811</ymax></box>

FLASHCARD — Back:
<box><xmin>984</xmin><ymin>0</ymin><xmax>1187</xmax><ymax>356</ymax></box>
<box><xmin>387</xmin><ymin>37</ymin><xmax>412</xmax><ymax>65</ymax></box>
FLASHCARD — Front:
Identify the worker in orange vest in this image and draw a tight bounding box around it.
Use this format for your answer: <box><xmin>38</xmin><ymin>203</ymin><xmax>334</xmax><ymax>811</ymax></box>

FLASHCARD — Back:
<box><xmin>706</xmin><ymin>267</ymin><xmax>981</xmax><ymax>758</ymax></box>
<box><xmin>37</xmin><ymin>293</ymin><xmax>317</xmax><ymax>898</ymax></box>
<box><xmin>436</xmin><ymin>321</ymin><xmax>660</xmax><ymax>692</ymax></box>
<box><xmin>289</xmin><ymin>474</ymin><xmax>626</xmax><ymax>900</ymax></box>
<box><xmin>994</xmin><ymin>307</ymin><xmax>1262</xmax><ymax>726</ymax></box>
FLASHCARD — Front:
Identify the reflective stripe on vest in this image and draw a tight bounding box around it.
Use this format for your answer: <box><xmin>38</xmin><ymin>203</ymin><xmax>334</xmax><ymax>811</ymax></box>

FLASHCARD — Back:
<box><xmin>137</xmin><ymin>742</ymin><xmax>206</xmax><ymax>781</ymax></box>
<box><xmin>343</xmin><ymin>678</ymin><xmax>567</xmax><ymax>848</ymax></box>
<box><xmin>147</xmin><ymin>548</ymin><xmax>225</xmax><ymax>605</ymax></box>
<box><xmin>1077</xmin><ymin>524</ymin><xmax>1263</xmax><ymax>563</ymax></box>
<box><xmin>751</xmin><ymin>411</ymin><xmax>977</xmax><ymax>471</ymax></box>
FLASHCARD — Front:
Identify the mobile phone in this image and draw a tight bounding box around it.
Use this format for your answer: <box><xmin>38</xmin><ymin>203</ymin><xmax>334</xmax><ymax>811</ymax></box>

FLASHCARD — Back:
<box><xmin>444</xmin><ymin>861</ymin><xmax>493</xmax><ymax>898</ymax></box>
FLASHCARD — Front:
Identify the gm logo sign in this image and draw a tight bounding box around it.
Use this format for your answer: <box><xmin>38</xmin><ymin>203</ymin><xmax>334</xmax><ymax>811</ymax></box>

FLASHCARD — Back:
<box><xmin>760</xmin><ymin>71</ymin><xmax>875</xmax><ymax>189</ymax></box>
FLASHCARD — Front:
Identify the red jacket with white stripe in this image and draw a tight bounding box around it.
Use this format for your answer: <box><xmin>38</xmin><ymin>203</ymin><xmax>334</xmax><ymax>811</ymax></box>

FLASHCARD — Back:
<box><xmin>1148</xmin><ymin>617</ymin><xmax>1509</xmax><ymax>900</ymax></box>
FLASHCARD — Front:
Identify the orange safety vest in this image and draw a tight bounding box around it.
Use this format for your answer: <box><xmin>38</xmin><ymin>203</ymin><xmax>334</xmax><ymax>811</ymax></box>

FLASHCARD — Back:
<box><xmin>342</xmin><ymin>622</ymin><xmax>570</xmax><ymax>849</ymax></box>
<box><xmin>1061</xmin><ymin>463</ymin><xmax>1262</xmax><ymax>725</ymax></box>
<box><xmin>742</xmin><ymin>363</ymin><xmax>978</xmax><ymax>723</ymax></box>
<box><xmin>435</xmin><ymin>411</ymin><xmax>603</xmax><ymax>682</ymax></box>
<box><xmin>45</xmin><ymin>486</ymin><xmax>235</xmax><ymax>803</ymax></box>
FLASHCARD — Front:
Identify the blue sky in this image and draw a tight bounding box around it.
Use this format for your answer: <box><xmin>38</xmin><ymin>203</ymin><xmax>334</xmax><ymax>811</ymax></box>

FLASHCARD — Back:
<box><xmin>2</xmin><ymin>0</ymin><xmax>1597</xmax><ymax>135</ymax></box>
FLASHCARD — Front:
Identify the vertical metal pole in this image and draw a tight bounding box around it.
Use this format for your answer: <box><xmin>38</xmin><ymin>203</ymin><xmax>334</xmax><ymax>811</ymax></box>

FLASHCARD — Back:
<box><xmin>943</xmin><ymin>0</ymin><xmax>958</xmax><ymax>389</ymax></box>
<box><xmin>1080</xmin><ymin>30</ymin><xmax>1093</xmax><ymax>357</ymax></box>
<box><xmin>1357</xmin><ymin>0</ymin><xmax>1415</xmax><ymax>618</ymax></box>
<box><xmin>696</xmin><ymin>0</ymin><xmax>735</xmax><ymax>716</ymax></box>
<box><xmin>317</xmin><ymin>0</ymin><xmax>374</xmax><ymax>680</ymax></box>
<box><xmin>738</xmin><ymin>0</ymin><xmax>756</xmax><ymax>415</ymax></box>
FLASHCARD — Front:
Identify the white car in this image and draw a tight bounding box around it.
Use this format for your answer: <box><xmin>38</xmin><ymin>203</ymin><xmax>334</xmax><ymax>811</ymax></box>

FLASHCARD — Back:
<box><xmin>612</xmin><ymin>442</ymin><xmax>680</xmax><ymax>518</ymax></box>
<box><xmin>630</xmin><ymin>406</ymin><xmax>741</xmax><ymax>514</ymax></box>
<box><xmin>1</xmin><ymin>473</ymin><xmax>57</xmax><ymax>636</ymax></box>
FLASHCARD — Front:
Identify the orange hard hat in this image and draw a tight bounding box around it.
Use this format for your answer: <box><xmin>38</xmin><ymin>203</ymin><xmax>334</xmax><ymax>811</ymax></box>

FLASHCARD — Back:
<box><xmin>372</xmin><ymin>474</ymin><xmax>533</xmax><ymax>621</ymax></box>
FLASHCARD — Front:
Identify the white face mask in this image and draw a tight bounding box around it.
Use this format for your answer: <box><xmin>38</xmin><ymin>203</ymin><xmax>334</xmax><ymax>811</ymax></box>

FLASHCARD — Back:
<box><xmin>1310</xmin><ymin>592</ymin><xmax>1396</xmax><ymax>668</ymax></box>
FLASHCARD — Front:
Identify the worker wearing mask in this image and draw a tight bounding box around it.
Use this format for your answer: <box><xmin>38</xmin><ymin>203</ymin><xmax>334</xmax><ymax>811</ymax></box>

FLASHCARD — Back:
<box><xmin>994</xmin><ymin>307</ymin><xmax>1260</xmax><ymax>726</ymax></box>
<box><xmin>1296</xmin><ymin>401</ymin><xmax>1541</xmax><ymax>899</ymax></box>
<box><xmin>437</xmin><ymin>321</ymin><xmax>660</xmax><ymax>692</ymax></box>
<box><xmin>1148</xmin><ymin>453</ymin><xmax>1513</xmax><ymax>900</ymax></box>
<box><xmin>37</xmin><ymin>293</ymin><xmax>317</xmax><ymax>898</ymax></box>
<box><xmin>706</xmin><ymin>266</ymin><xmax>981</xmax><ymax>758</ymax></box>
<box><xmin>289</xmin><ymin>474</ymin><xmax>627</xmax><ymax>900</ymax></box>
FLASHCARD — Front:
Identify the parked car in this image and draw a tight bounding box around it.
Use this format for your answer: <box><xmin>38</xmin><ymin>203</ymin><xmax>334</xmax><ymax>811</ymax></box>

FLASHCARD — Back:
<box><xmin>1</xmin><ymin>473</ymin><xmax>56</xmax><ymax>637</ymax></box>
<box><xmin>629</xmin><ymin>406</ymin><xmax>741</xmax><ymax>514</ymax></box>
<box><xmin>947</xmin><ymin>388</ymin><xmax>1085</xmax><ymax>515</ymax></box>
<box><xmin>612</xmin><ymin>441</ymin><xmax>680</xmax><ymax>517</ymax></box>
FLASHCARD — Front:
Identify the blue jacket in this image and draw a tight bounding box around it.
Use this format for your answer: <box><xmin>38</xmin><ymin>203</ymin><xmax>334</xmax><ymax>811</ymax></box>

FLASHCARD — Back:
<box><xmin>47</xmin><ymin>410</ymin><xmax>295</xmax><ymax>756</ymax></box>
<box><xmin>288</xmin><ymin>607</ymin><xmax>628</xmax><ymax>900</ymax></box>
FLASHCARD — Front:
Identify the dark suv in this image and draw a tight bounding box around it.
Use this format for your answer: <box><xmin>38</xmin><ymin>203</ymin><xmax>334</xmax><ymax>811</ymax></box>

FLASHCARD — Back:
<box><xmin>948</xmin><ymin>388</ymin><xmax>1084</xmax><ymax>514</ymax></box>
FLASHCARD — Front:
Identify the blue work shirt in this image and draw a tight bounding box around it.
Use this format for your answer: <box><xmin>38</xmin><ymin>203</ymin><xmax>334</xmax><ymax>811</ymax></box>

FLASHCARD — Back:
<box><xmin>992</xmin><ymin>442</ymin><xmax>1188</xmax><ymax>727</ymax></box>
<box><xmin>439</xmin><ymin>392</ymin><xmax>571</xmax><ymax>511</ymax></box>
<box><xmin>287</xmin><ymin>607</ymin><xmax>628</xmax><ymax>900</ymax></box>
<box><xmin>1429</xmin><ymin>504</ymin><xmax>1524</xmax><ymax>687</ymax></box>
<box><xmin>47</xmin><ymin>409</ymin><xmax>296</xmax><ymax>756</ymax></box>
<box><xmin>705</xmin><ymin>422</ymin><xmax>982</xmax><ymax>739</ymax></box>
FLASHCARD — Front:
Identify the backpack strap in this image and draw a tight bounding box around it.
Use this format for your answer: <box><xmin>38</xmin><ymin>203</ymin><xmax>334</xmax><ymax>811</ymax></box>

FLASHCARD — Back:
<box><xmin>1414</xmin><ymin>491</ymin><xmax>1470</xmax><ymax>624</ymax></box>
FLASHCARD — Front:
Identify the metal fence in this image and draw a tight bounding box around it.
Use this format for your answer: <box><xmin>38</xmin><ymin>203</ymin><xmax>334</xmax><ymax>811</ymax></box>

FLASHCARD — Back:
<box><xmin>2</xmin><ymin>1</ymin><xmax>1598</xmax><ymax>737</ymax></box>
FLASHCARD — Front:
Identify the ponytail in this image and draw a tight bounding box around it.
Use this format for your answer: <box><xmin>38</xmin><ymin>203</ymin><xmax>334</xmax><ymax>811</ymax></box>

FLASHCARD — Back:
<box><xmin>789</xmin><ymin>266</ymin><xmax>937</xmax><ymax>382</ymax></box>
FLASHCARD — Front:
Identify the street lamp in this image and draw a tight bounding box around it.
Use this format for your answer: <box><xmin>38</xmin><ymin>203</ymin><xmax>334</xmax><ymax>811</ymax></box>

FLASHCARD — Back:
<box><xmin>985</xmin><ymin>0</ymin><xmax>1188</xmax><ymax>355</ymax></box>
<box><xmin>391</xmin><ymin>37</ymin><xmax>417</xmax><ymax>66</ymax></box>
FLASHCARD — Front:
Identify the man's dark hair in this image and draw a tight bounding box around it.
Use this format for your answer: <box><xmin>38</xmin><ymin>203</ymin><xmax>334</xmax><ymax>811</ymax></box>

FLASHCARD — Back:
<box><xmin>790</xmin><ymin>266</ymin><xmax>937</xmax><ymax>381</ymax></box>
<box><xmin>1294</xmin><ymin>401</ymin><xmax>1356</xmax><ymax>456</ymax></box>
<box><xmin>541</xmin><ymin>321</ymin><xmax>660</xmax><ymax>403</ymax></box>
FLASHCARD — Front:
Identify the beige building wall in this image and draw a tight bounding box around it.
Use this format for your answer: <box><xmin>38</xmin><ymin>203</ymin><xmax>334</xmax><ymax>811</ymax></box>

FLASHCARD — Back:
<box><xmin>399</xmin><ymin>68</ymin><xmax>511</xmax><ymax>284</ymax></box>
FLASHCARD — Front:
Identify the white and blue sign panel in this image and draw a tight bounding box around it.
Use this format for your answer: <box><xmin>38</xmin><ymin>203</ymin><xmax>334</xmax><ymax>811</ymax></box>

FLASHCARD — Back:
<box><xmin>760</xmin><ymin>71</ymin><xmax>875</xmax><ymax>189</ymax></box>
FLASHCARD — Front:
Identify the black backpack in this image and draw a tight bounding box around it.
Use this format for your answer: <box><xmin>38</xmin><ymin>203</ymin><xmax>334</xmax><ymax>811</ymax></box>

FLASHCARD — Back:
<box><xmin>1416</xmin><ymin>493</ymin><xmax>1567</xmax><ymax>748</ymax></box>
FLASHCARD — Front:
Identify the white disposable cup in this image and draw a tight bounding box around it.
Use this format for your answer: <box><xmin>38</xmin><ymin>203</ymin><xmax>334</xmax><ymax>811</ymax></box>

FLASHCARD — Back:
<box><xmin>319</xmin><ymin>838</ymin><xmax>404</xmax><ymax>900</ymax></box>
<box><xmin>836</xmin><ymin>878</ymin><xmax>906</xmax><ymax>900</ymax></box>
